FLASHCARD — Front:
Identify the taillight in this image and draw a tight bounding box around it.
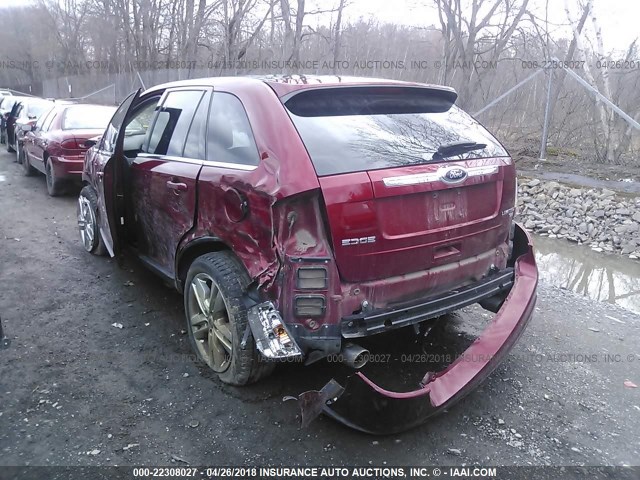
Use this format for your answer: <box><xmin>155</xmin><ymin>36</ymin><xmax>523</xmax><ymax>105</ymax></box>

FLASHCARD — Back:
<box><xmin>60</xmin><ymin>138</ymin><xmax>87</xmax><ymax>150</ymax></box>
<box><xmin>294</xmin><ymin>295</ymin><xmax>326</xmax><ymax>317</ymax></box>
<box><xmin>296</xmin><ymin>267</ymin><xmax>328</xmax><ymax>289</ymax></box>
<box><xmin>60</xmin><ymin>138</ymin><xmax>82</xmax><ymax>150</ymax></box>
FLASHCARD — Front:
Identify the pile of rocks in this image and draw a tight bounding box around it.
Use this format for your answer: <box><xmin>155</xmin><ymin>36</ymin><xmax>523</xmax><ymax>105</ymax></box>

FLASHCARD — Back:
<box><xmin>516</xmin><ymin>178</ymin><xmax>640</xmax><ymax>259</ymax></box>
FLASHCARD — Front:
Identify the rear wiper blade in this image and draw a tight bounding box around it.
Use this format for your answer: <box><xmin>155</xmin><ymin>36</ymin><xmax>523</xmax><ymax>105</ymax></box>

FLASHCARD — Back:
<box><xmin>432</xmin><ymin>141</ymin><xmax>487</xmax><ymax>160</ymax></box>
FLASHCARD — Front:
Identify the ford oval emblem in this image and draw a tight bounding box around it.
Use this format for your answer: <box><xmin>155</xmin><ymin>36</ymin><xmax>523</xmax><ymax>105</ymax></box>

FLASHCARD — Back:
<box><xmin>441</xmin><ymin>167</ymin><xmax>468</xmax><ymax>184</ymax></box>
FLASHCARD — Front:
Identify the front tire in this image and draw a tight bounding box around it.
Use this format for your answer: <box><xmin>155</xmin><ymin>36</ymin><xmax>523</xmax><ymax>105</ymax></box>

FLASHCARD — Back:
<box><xmin>184</xmin><ymin>252</ymin><xmax>274</xmax><ymax>385</ymax></box>
<box><xmin>15</xmin><ymin>141</ymin><xmax>21</xmax><ymax>164</ymax></box>
<box><xmin>77</xmin><ymin>186</ymin><xmax>107</xmax><ymax>255</ymax></box>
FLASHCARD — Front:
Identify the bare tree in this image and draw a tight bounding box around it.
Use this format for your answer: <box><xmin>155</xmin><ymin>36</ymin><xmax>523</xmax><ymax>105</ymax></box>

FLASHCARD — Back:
<box><xmin>433</xmin><ymin>0</ymin><xmax>530</xmax><ymax>107</ymax></box>
<box><xmin>331</xmin><ymin>0</ymin><xmax>345</xmax><ymax>71</ymax></box>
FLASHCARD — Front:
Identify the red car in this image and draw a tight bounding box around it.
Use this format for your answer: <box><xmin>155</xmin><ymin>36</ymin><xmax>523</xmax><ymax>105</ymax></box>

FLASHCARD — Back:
<box><xmin>22</xmin><ymin>103</ymin><xmax>116</xmax><ymax>195</ymax></box>
<box><xmin>78</xmin><ymin>76</ymin><xmax>538</xmax><ymax>433</ymax></box>
<box><xmin>11</xmin><ymin>98</ymin><xmax>54</xmax><ymax>158</ymax></box>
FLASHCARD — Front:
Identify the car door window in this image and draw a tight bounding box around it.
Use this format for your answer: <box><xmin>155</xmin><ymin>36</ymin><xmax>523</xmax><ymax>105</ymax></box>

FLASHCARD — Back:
<box><xmin>97</xmin><ymin>94</ymin><xmax>158</xmax><ymax>154</ymax></box>
<box><xmin>182</xmin><ymin>91</ymin><xmax>211</xmax><ymax>160</ymax></box>
<box><xmin>100</xmin><ymin>90</ymin><xmax>145</xmax><ymax>153</ymax></box>
<box><xmin>35</xmin><ymin>108</ymin><xmax>54</xmax><ymax>132</ymax></box>
<box><xmin>207</xmin><ymin>92</ymin><xmax>259</xmax><ymax>166</ymax></box>
<box><xmin>41</xmin><ymin>111</ymin><xmax>57</xmax><ymax>132</ymax></box>
<box><xmin>122</xmin><ymin>100</ymin><xmax>159</xmax><ymax>154</ymax></box>
<box><xmin>101</xmin><ymin>112</ymin><xmax>122</xmax><ymax>152</ymax></box>
<box><xmin>146</xmin><ymin>90</ymin><xmax>204</xmax><ymax>157</ymax></box>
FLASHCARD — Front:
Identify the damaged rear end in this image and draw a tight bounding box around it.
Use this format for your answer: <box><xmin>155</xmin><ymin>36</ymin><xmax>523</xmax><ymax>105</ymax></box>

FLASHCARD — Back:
<box><xmin>317</xmin><ymin>224</ymin><xmax>537</xmax><ymax>434</ymax></box>
<box><xmin>258</xmin><ymin>82</ymin><xmax>538</xmax><ymax>433</ymax></box>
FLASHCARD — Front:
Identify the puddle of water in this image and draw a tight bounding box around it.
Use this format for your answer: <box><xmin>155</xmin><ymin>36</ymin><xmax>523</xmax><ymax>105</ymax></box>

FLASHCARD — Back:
<box><xmin>0</xmin><ymin>174</ymin><xmax>5</xmax><ymax>182</ymax></box>
<box><xmin>534</xmin><ymin>235</ymin><xmax>640</xmax><ymax>315</ymax></box>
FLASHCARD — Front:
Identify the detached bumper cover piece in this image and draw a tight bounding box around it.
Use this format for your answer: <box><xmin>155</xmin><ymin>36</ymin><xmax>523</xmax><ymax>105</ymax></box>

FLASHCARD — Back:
<box><xmin>311</xmin><ymin>223</ymin><xmax>537</xmax><ymax>434</ymax></box>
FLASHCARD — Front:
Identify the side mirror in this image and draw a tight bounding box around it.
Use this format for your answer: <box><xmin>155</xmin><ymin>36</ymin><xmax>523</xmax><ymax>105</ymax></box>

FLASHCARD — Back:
<box><xmin>84</xmin><ymin>139</ymin><xmax>97</xmax><ymax>148</ymax></box>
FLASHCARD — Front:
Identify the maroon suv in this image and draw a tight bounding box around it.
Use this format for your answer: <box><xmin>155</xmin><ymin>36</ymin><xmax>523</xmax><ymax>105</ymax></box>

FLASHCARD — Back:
<box><xmin>78</xmin><ymin>76</ymin><xmax>538</xmax><ymax>433</ymax></box>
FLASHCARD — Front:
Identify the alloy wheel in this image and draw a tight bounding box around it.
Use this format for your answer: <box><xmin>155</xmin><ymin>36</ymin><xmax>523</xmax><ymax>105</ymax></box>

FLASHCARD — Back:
<box><xmin>77</xmin><ymin>195</ymin><xmax>96</xmax><ymax>252</ymax></box>
<box><xmin>46</xmin><ymin>162</ymin><xmax>53</xmax><ymax>189</ymax></box>
<box><xmin>187</xmin><ymin>273</ymin><xmax>233</xmax><ymax>372</ymax></box>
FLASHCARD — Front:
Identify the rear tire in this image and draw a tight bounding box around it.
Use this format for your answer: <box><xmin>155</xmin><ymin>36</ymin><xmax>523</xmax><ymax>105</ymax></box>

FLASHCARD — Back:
<box><xmin>184</xmin><ymin>252</ymin><xmax>275</xmax><ymax>385</ymax></box>
<box><xmin>45</xmin><ymin>158</ymin><xmax>64</xmax><ymax>196</ymax></box>
<box><xmin>77</xmin><ymin>186</ymin><xmax>107</xmax><ymax>256</ymax></box>
<box><xmin>21</xmin><ymin>148</ymin><xmax>35</xmax><ymax>176</ymax></box>
<box><xmin>6</xmin><ymin>132</ymin><xmax>14</xmax><ymax>152</ymax></box>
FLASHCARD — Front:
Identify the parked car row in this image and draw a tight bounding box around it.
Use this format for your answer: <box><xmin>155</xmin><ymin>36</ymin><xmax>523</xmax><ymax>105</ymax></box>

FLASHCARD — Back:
<box><xmin>0</xmin><ymin>93</ymin><xmax>47</xmax><ymax>149</ymax></box>
<box><xmin>0</xmin><ymin>92</ymin><xmax>116</xmax><ymax>196</ymax></box>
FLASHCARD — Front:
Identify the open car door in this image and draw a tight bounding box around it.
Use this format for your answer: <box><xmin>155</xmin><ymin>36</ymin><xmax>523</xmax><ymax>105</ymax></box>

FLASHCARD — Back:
<box><xmin>95</xmin><ymin>89</ymin><xmax>141</xmax><ymax>256</ymax></box>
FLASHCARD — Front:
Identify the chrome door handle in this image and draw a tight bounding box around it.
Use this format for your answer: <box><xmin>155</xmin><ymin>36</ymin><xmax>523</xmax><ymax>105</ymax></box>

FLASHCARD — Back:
<box><xmin>166</xmin><ymin>180</ymin><xmax>187</xmax><ymax>192</ymax></box>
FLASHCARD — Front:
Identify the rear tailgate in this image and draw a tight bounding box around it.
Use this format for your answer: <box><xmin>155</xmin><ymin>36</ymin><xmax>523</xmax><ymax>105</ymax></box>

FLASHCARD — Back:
<box><xmin>285</xmin><ymin>85</ymin><xmax>514</xmax><ymax>283</ymax></box>
<box><xmin>364</xmin><ymin>160</ymin><xmax>508</xmax><ymax>276</ymax></box>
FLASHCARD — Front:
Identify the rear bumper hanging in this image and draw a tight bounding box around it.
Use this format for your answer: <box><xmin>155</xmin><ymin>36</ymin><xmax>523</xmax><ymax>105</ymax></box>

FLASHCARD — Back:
<box><xmin>294</xmin><ymin>223</ymin><xmax>538</xmax><ymax>434</ymax></box>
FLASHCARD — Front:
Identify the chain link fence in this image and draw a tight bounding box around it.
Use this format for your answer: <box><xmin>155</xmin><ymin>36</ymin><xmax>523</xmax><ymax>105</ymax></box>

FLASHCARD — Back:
<box><xmin>36</xmin><ymin>65</ymin><xmax>640</xmax><ymax>172</ymax></box>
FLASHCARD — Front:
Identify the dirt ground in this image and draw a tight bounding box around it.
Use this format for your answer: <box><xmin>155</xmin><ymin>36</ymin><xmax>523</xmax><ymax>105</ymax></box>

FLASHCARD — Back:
<box><xmin>0</xmin><ymin>149</ymin><xmax>639</xmax><ymax>477</ymax></box>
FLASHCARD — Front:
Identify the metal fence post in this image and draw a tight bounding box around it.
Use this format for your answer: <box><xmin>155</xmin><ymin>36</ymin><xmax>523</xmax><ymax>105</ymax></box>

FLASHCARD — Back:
<box><xmin>473</xmin><ymin>69</ymin><xmax>544</xmax><ymax>117</ymax></box>
<box><xmin>539</xmin><ymin>68</ymin><xmax>553</xmax><ymax>161</ymax></box>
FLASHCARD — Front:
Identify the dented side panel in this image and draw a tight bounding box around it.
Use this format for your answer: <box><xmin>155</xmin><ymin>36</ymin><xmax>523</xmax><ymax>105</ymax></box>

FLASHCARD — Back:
<box><xmin>129</xmin><ymin>157</ymin><xmax>202</xmax><ymax>273</ymax></box>
<box><xmin>272</xmin><ymin>194</ymin><xmax>342</xmax><ymax>330</ymax></box>
<box><xmin>176</xmin><ymin>81</ymin><xmax>321</xmax><ymax>291</ymax></box>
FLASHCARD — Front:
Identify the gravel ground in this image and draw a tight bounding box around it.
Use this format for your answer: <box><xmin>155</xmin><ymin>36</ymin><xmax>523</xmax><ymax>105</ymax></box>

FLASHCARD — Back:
<box><xmin>0</xmin><ymin>150</ymin><xmax>639</xmax><ymax>477</ymax></box>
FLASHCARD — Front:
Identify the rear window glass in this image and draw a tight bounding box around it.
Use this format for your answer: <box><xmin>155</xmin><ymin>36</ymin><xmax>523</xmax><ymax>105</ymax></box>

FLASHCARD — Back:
<box><xmin>1</xmin><ymin>98</ymin><xmax>18</xmax><ymax>111</ymax></box>
<box><xmin>286</xmin><ymin>90</ymin><xmax>507</xmax><ymax>176</ymax></box>
<box><xmin>62</xmin><ymin>105</ymin><xmax>116</xmax><ymax>130</ymax></box>
<box><xmin>27</xmin><ymin>102</ymin><xmax>53</xmax><ymax>119</ymax></box>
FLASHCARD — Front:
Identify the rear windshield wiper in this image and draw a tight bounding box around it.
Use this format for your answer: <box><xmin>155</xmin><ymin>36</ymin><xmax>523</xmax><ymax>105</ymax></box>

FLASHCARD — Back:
<box><xmin>432</xmin><ymin>141</ymin><xmax>487</xmax><ymax>160</ymax></box>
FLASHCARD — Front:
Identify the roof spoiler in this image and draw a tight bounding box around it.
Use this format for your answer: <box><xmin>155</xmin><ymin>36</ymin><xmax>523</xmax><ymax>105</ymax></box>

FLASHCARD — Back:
<box><xmin>284</xmin><ymin>85</ymin><xmax>458</xmax><ymax>117</ymax></box>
